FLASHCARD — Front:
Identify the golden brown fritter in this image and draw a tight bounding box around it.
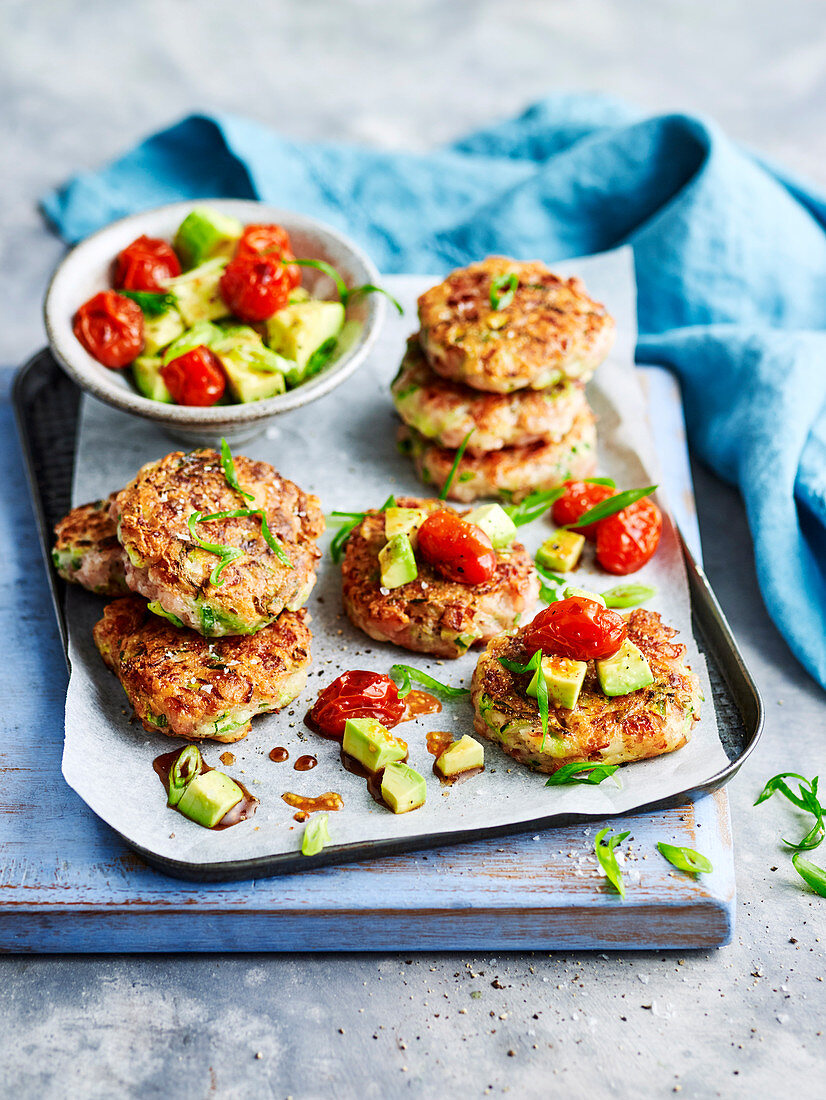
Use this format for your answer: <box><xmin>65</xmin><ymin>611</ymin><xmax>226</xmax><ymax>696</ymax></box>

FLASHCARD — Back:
<box><xmin>399</xmin><ymin>404</ymin><xmax>597</xmax><ymax>503</ymax></box>
<box><xmin>471</xmin><ymin>610</ymin><xmax>702</xmax><ymax>774</ymax></box>
<box><xmin>113</xmin><ymin>449</ymin><xmax>324</xmax><ymax>636</ymax></box>
<box><xmin>391</xmin><ymin>336</ymin><xmax>588</xmax><ymax>454</ymax></box>
<box><xmin>418</xmin><ymin>257</ymin><xmax>615</xmax><ymax>394</ymax></box>
<box><xmin>52</xmin><ymin>494</ymin><xmax>129</xmax><ymax>596</ymax></box>
<box><xmin>94</xmin><ymin>596</ymin><xmax>312</xmax><ymax>742</ymax></box>
<box><xmin>341</xmin><ymin>496</ymin><xmax>540</xmax><ymax>659</ymax></box>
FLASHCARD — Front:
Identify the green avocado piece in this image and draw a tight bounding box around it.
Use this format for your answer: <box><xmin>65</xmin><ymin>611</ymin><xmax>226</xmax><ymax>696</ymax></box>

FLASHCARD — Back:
<box><xmin>132</xmin><ymin>356</ymin><xmax>174</xmax><ymax>403</ymax></box>
<box><xmin>435</xmin><ymin>735</ymin><xmax>484</xmax><ymax>777</ymax></box>
<box><xmin>536</xmin><ymin>530</ymin><xmax>585</xmax><ymax>572</ymax></box>
<box><xmin>384</xmin><ymin>506</ymin><xmax>428</xmax><ymax>542</ymax></box>
<box><xmin>563</xmin><ymin>586</ymin><xmax>606</xmax><ymax>607</ymax></box>
<box><xmin>342</xmin><ymin>717</ymin><xmax>407</xmax><ymax>774</ymax></box>
<box><xmin>380</xmin><ymin>762</ymin><xmax>427</xmax><ymax>814</ymax></box>
<box><xmin>265</xmin><ymin>299</ymin><xmax>345</xmax><ymax>376</ymax></box>
<box><xmin>527</xmin><ymin>654</ymin><xmax>588</xmax><ymax>710</ymax></box>
<box><xmin>142</xmin><ymin>306</ymin><xmax>186</xmax><ymax>356</ymax></box>
<box><xmin>464</xmin><ymin>503</ymin><xmax>517</xmax><ymax>549</ymax></box>
<box><xmin>378</xmin><ymin>533</ymin><xmax>418</xmax><ymax>590</ymax></box>
<box><xmin>176</xmin><ymin>770</ymin><xmax>244</xmax><ymax>828</ymax></box>
<box><xmin>162</xmin><ymin>321</ymin><xmax>224</xmax><ymax>365</ymax></box>
<box><xmin>597</xmin><ymin>638</ymin><xmax>655</xmax><ymax>697</ymax></box>
<box><xmin>166</xmin><ymin>258</ymin><xmax>230</xmax><ymax>326</ymax></box>
<box><xmin>174</xmin><ymin>207</ymin><xmax>243</xmax><ymax>269</ymax></box>
<box><xmin>215</xmin><ymin>326</ymin><xmax>289</xmax><ymax>402</ymax></box>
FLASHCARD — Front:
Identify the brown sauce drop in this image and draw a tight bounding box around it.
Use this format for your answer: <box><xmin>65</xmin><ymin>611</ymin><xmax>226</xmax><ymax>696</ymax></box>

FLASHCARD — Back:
<box><xmin>269</xmin><ymin>746</ymin><xmax>289</xmax><ymax>763</ymax></box>
<box><xmin>281</xmin><ymin>791</ymin><xmax>343</xmax><ymax>815</ymax></box>
<box><xmin>294</xmin><ymin>810</ymin><xmax>309</xmax><ymax>823</ymax></box>
<box><xmin>153</xmin><ymin>747</ymin><xmax>258</xmax><ymax>829</ymax></box>
<box><xmin>294</xmin><ymin>754</ymin><xmax>318</xmax><ymax>772</ymax></box>
<box><xmin>219</xmin><ymin>751</ymin><xmax>236</xmax><ymax>767</ymax></box>
<box><xmin>425</xmin><ymin>730</ymin><xmax>454</xmax><ymax>758</ymax></box>
<box><xmin>399</xmin><ymin>690</ymin><xmax>442</xmax><ymax>721</ymax></box>
<box><xmin>366</xmin><ymin>771</ymin><xmax>389</xmax><ymax>809</ymax></box>
<box><xmin>433</xmin><ymin>762</ymin><xmax>485</xmax><ymax>786</ymax></box>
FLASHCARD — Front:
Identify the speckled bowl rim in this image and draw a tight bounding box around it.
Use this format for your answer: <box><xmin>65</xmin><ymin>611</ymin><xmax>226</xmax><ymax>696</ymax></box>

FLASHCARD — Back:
<box><xmin>43</xmin><ymin>199</ymin><xmax>386</xmax><ymax>428</ymax></box>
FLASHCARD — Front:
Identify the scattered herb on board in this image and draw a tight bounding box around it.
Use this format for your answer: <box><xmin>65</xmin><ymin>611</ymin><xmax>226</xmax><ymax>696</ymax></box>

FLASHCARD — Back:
<box><xmin>656</xmin><ymin>842</ymin><xmax>713</xmax><ymax>875</ymax></box>
<box><xmin>595</xmin><ymin>827</ymin><xmax>630</xmax><ymax>898</ymax></box>
<box><xmin>545</xmin><ymin>762</ymin><xmax>619</xmax><ymax>787</ymax></box>
<box><xmin>755</xmin><ymin>771</ymin><xmax>826</xmax><ymax>895</ymax></box>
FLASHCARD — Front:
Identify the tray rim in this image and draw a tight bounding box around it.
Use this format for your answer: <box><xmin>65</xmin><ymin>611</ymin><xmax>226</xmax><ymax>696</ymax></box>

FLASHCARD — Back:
<box><xmin>13</xmin><ymin>350</ymin><xmax>764</xmax><ymax>883</ymax></box>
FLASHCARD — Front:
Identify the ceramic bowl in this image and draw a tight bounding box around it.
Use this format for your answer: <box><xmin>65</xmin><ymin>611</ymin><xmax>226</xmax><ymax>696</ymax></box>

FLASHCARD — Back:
<box><xmin>43</xmin><ymin>199</ymin><xmax>386</xmax><ymax>444</ymax></box>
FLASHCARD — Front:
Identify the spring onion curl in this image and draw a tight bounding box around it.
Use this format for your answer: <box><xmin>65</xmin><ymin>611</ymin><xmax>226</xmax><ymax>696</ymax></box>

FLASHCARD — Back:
<box><xmin>219</xmin><ymin>438</ymin><xmax>255</xmax><ymax>502</ymax></box>
<box><xmin>288</xmin><ymin>258</ymin><xmax>404</xmax><ymax>314</ymax></box>
<box><xmin>168</xmin><ymin>745</ymin><xmax>203</xmax><ymax>807</ymax></box>
<box><xmin>439</xmin><ymin>429</ymin><xmax>475</xmax><ymax>501</ymax></box>
<box><xmin>497</xmin><ymin>650</ymin><xmax>550</xmax><ymax>750</ymax></box>
<box><xmin>188</xmin><ymin>507</ymin><xmax>292</xmax><ymax>586</ymax></box>
<box><xmin>656</xmin><ymin>841</ymin><xmax>713</xmax><ymax>875</ymax></box>
<box><xmin>595</xmin><ymin>827</ymin><xmax>630</xmax><ymax>898</ymax></box>
<box><xmin>389</xmin><ymin>664</ymin><xmax>470</xmax><ymax>700</ymax></box>
<box><xmin>544</xmin><ymin>762</ymin><xmax>619</xmax><ymax>787</ymax></box>
<box><xmin>327</xmin><ymin>495</ymin><xmax>396</xmax><ymax>564</ymax></box>
<box><xmin>565</xmin><ymin>486</ymin><xmax>658</xmax><ymax>529</ymax></box>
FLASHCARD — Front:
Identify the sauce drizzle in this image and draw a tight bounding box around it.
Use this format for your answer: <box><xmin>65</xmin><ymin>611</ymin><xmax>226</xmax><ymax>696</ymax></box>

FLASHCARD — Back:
<box><xmin>399</xmin><ymin>689</ymin><xmax>442</xmax><ymax>721</ymax></box>
<box><xmin>281</xmin><ymin>791</ymin><xmax>343</xmax><ymax>815</ymax></box>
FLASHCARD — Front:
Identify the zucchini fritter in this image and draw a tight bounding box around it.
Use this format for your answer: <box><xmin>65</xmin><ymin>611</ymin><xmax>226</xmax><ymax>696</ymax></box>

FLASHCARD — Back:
<box><xmin>52</xmin><ymin>494</ymin><xmax>128</xmax><ymax>596</ymax></box>
<box><xmin>471</xmin><ymin>610</ymin><xmax>701</xmax><ymax>773</ymax></box>
<box><xmin>94</xmin><ymin>596</ymin><xmax>312</xmax><ymax>742</ymax></box>
<box><xmin>113</xmin><ymin>449</ymin><xmax>324</xmax><ymax>637</ymax></box>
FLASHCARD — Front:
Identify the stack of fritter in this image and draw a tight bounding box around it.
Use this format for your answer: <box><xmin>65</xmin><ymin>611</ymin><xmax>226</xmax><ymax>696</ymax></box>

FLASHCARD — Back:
<box><xmin>392</xmin><ymin>257</ymin><xmax>615</xmax><ymax>502</ymax></box>
<box><xmin>53</xmin><ymin>449</ymin><xmax>324</xmax><ymax>742</ymax></box>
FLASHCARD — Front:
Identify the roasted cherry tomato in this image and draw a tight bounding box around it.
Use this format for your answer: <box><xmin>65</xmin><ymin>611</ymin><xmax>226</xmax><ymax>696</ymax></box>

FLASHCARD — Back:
<box><xmin>308</xmin><ymin>670</ymin><xmax>406</xmax><ymax>739</ymax></box>
<box><xmin>114</xmin><ymin>235</ymin><xmax>181</xmax><ymax>291</ymax></box>
<box><xmin>519</xmin><ymin>596</ymin><xmax>626</xmax><ymax>661</ymax></box>
<box><xmin>416</xmin><ymin>510</ymin><xmax>497</xmax><ymax>586</ymax></box>
<box><xmin>73</xmin><ymin>290</ymin><xmax>144</xmax><ymax>368</ymax></box>
<box><xmin>220</xmin><ymin>252</ymin><xmax>291</xmax><ymax>323</ymax></box>
<box><xmin>596</xmin><ymin>498</ymin><xmax>662</xmax><ymax>575</ymax></box>
<box><xmin>551</xmin><ymin>480</ymin><xmax>615</xmax><ymax>541</ymax></box>
<box><xmin>161</xmin><ymin>346</ymin><xmax>226</xmax><ymax>406</ymax></box>
<box><xmin>237</xmin><ymin>223</ymin><xmax>301</xmax><ymax>289</ymax></box>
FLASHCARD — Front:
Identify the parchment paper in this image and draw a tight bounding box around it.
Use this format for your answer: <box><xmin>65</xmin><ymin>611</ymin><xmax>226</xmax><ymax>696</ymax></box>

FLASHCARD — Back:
<box><xmin>63</xmin><ymin>247</ymin><xmax>727</xmax><ymax>868</ymax></box>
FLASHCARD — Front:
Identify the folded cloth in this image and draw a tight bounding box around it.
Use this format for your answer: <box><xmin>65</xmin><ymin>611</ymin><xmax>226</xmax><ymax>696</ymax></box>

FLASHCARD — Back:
<box><xmin>42</xmin><ymin>94</ymin><xmax>826</xmax><ymax>690</ymax></box>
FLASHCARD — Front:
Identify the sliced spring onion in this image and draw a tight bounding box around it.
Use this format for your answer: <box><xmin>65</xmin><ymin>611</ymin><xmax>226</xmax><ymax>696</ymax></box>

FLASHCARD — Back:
<box><xmin>304</xmin><ymin>336</ymin><xmax>339</xmax><ymax>380</ymax></box>
<box><xmin>595</xmin><ymin>827</ymin><xmax>630</xmax><ymax>898</ymax></box>
<box><xmin>119</xmin><ymin>289</ymin><xmax>177</xmax><ymax>317</ymax></box>
<box><xmin>584</xmin><ymin>476</ymin><xmax>616</xmax><ymax>488</ymax></box>
<box><xmin>656</xmin><ymin>841</ymin><xmax>713</xmax><ymax>875</ymax></box>
<box><xmin>289</xmin><ymin>258</ymin><xmax>403</xmax><ymax>313</ymax></box>
<box><xmin>504</xmin><ymin>487</ymin><xmax>565</xmax><ymax>527</ymax></box>
<box><xmin>565</xmin><ymin>486</ymin><xmax>658</xmax><ymax>529</ymax></box>
<box><xmin>489</xmin><ymin>272</ymin><xmax>518</xmax><ymax>311</ymax></box>
<box><xmin>439</xmin><ymin>429</ymin><xmax>475</xmax><ymax>501</ymax></box>
<box><xmin>601</xmin><ymin>583</ymin><xmax>657</xmax><ymax>609</ymax></box>
<box><xmin>754</xmin><ymin>772</ymin><xmax>825</xmax><ymax>851</ymax></box>
<box><xmin>792</xmin><ymin>851</ymin><xmax>826</xmax><ymax>897</ymax></box>
<box><xmin>188</xmin><ymin>507</ymin><xmax>292</xmax><ymax>584</ymax></box>
<box><xmin>167</xmin><ymin>745</ymin><xmax>203</xmax><ymax>808</ymax></box>
<box><xmin>301</xmin><ymin>813</ymin><xmax>332</xmax><ymax>857</ymax></box>
<box><xmin>187</xmin><ymin>513</ymin><xmax>244</xmax><ymax>585</ymax></box>
<box><xmin>389</xmin><ymin>664</ymin><xmax>470</xmax><ymax>700</ymax></box>
<box><xmin>544</xmin><ymin>762</ymin><xmax>619</xmax><ymax>787</ymax></box>
<box><xmin>220</xmin><ymin>438</ymin><xmax>255</xmax><ymax>502</ymax></box>
<box><xmin>327</xmin><ymin>495</ymin><xmax>396</xmax><ymax>564</ymax></box>
<box><xmin>497</xmin><ymin>650</ymin><xmax>549</xmax><ymax>749</ymax></box>
<box><xmin>754</xmin><ymin>772</ymin><xmax>813</xmax><ymax>811</ymax></box>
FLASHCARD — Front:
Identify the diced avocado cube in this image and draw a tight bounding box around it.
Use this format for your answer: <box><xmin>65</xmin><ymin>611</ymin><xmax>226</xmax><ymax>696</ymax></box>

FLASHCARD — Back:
<box><xmin>162</xmin><ymin>321</ymin><xmax>225</xmax><ymax>365</ymax></box>
<box><xmin>380</xmin><ymin>762</ymin><xmax>427</xmax><ymax>814</ymax></box>
<box><xmin>214</xmin><ymin>326</ymin><xmax>289</xmax><ymax>402</ymax></box>
<box><xmin>536</xmin><ymin>530</ymin><xmax>585</xmax><ymax>572</ymax></box>
<box><xmin>132</xmin><ymin>356</ymin><xmax>174</xmax><ymax>403</ymax></box>
<box><xmin>378</xmin><ymin>533</ymin><xmax>418</xmax><ymax>590</ymax></box>
<box><xmin>265</xmin><ymin>300</ymin><xmax>345</xmax><ymax>376</ymax></box>
<box><xmin>166</xmin><ymin>258</ymin><xmax>230</xmax><ymax>326</ymax></box>
<box><xmin>435</xmin><ymin>735</ymin><xmax>484</xmax><ymax>777</ymax></box>
<box><xmin>527</xmin><ymin>654</ymin><xmax>588</xmax><ymax>710</ymax></box>
<box><xmin>596</xmin><ymin>639</ymin><xmax>654</xmax><ymax>697</ymax></box>
<box><xmin>289</xmin><ymin>287</ymin><xmax>311</xmax><ymax>304</ymax></box>
<box><xmin>177</xmin><ymin>770</ymin><xmax>244</xmax><ymax>828</ymax></box>
<box><xmin>563</xmin><ymin>585</ymin><xmax>606</xmax><ymax>607</ymax></box>
<box><xmin>464</xmin><ymin>503</ymin><xmax>517</xmax><ymax>549</ymax></box>
<box><xmin>142</xmin><ymin>306</ymin><xmax>186</xmax><ymax>356</ymax></box>
<box><xmin>174</xmin><ymin>207</ymin><xmax>243</xmax><ymax>269</ymax></box>
<box><xmin>385</xmin><ymin>506</ymin><xmax>429</xmax><ymax>542</ymax></box>
<box><xmin>342</xmin><ymin>717</ymin><xmax>407</xmax><ymax>774</ymax></box>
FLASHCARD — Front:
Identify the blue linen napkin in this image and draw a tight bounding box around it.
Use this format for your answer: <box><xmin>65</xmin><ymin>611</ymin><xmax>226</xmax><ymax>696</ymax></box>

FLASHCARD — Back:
<box><xmin>42</xmin><ymin>94</ymin><xmax>826</xmax><ymax>690</ymax></box>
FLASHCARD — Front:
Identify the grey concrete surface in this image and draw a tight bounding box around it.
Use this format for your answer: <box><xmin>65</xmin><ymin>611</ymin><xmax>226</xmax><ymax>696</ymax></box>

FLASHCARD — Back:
<box><xmin>1</xmin><ymin>1</ymin><xmax>825</xmax><ymax>1097</ymax></box>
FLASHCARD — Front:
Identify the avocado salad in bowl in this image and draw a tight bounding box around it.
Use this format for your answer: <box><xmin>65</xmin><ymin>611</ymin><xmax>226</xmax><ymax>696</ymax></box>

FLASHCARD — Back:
<box><xmin>44</xmin><ymin>200</ymin><xmax>391</xmax><ymax>442</ymax></box>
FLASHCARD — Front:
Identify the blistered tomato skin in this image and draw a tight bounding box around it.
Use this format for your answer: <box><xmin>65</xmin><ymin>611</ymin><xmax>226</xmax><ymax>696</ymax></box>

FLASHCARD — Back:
<box><xmin>160</xmin><ymin>346</ymin><xmax>226</xmax><ymax>407</ymax></box>
<box><xmin>308</xmin><ymin>670</ymin><xmax>406</xmax><ymax>739</ymax></box>
<box><xmin>596</xmin><ymin>498</ymin><xmax>663</xmax><ymax>575</ymax></box>
<box><xmin>518</xmin><ymin>596</ymin><xmax>627</xmax><ymax>661</ymax></box>
<box><xmin>416</xmin><ymin>510</ymin><xmax>497</xmax><ymax>586</ymax></box>
<box><xmin>237</xmin><ymin>224</ymin><xmax>301</xmax><ymax>289</ymax></box>
<box><xmin>551</xmin><ymin>480</ymin><xmax>615</xmax><ymax>541</ymax></box>
<box><xmin>220</xmin><ymin>252</ymin><xmax>292</xmax><ymax>323</ymax></box>
<box><xmin>114</xmin><ymin>235</ymin><xmax>181</xmax><ymax>291</ymax></box>
<box><xmin>73</xmin><ymin>291</ymin><xmax>144</xmax><ymax>368</ymax></box>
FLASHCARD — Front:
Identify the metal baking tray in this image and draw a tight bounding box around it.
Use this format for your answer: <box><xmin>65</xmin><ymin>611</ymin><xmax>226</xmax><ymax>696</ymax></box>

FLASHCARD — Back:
<box><xmin>14</xmin><ymin>350</ymin><xmax>764</xmax><ymax>881</ymax></box>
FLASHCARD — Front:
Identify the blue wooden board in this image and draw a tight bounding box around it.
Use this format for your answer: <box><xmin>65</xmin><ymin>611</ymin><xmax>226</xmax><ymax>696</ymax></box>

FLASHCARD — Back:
<box><xmin>0</xmin><ymin>365</ymin><xmax>735</xmax><ymax>952</ymax></box>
